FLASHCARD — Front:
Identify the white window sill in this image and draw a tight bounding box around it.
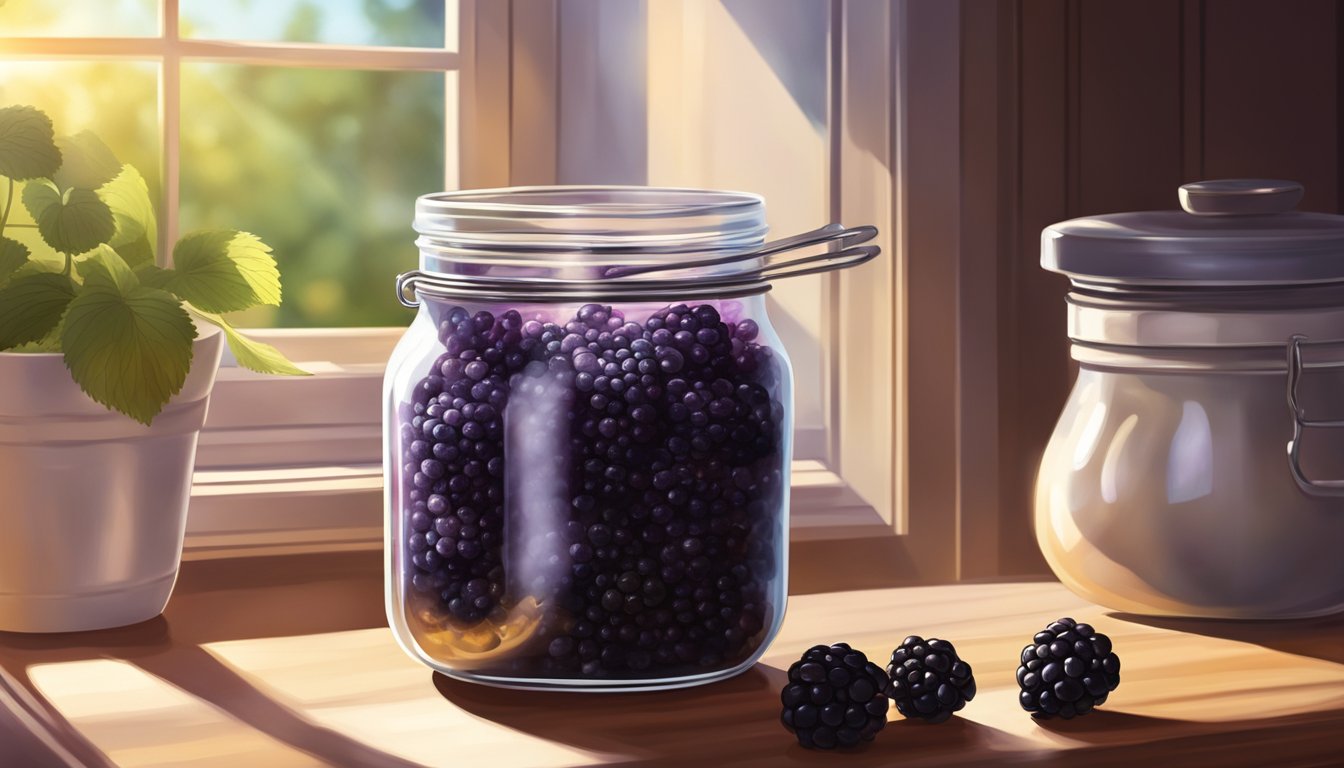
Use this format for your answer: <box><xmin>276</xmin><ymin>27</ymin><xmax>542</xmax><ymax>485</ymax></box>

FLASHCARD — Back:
<box><xmin>184</xmin><ymin>460</ymin><xmax>887</xmax><ymax>561</ymax></box>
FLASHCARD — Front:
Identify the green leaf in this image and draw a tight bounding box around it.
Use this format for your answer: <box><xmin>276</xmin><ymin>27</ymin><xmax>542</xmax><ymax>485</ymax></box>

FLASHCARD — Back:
<box><xmin>134</xmin><ymin>263</ymin><xmax>173</xmax><ymax>288</ymax></box>
<box><xmin>189</xmin><ymin>306</ymin><xmax>309</xmax><ymax>376</ymax></box>
<box><xmin>0</xmin><ymin>236</ymin><xmax>31</xmax><ymax>283</ymax></box>
<box><xmin>113</xmin><ymin>235</ymin><xmax>155</xmax><ymax>269</ymax></box>
<box><xmin>10</xmin><ymin>323</ymin><xmax>63</xmax><ymax>353</ymax></box>
<box><xmin>166</xmin><ymin>231</ymin><xmax>281</xmax><ymax>313</ymax></box>
<box><xmin>0</xmin><ymin>271</ymin><xmax>76</xmax><ymax>350</ymax></box>
<box><xmin>61</xmin><ymin>279</ymin><xmax>197</xmax><ymax>425</ymax></box>
<box><xmin>53</xmin><ymin>131</ymin><xmax>122</xmax><ymax>191</ymax></box>
<box><xmin>77</xmin><ymin>244</ymin><xmax>138</xmax><ymax>292</ymax></box>
<box><xmin>11</xmin><ymin>256</ymin><xmax>63</xmax><ymax>278</ymax></box>
<box><xmin>23</xmin><ymin>179</ymin><xmax>116</xmax><ymax>255</ymax></box>
<box><xmin>0</xmin><ymin>106</ymin><xmax>62</xmax><ymax>181</ymax></box>
<box><xmin>98</xmin><ymin>163</ymin><xmax>157</xmax><ymax>266</ymax></box>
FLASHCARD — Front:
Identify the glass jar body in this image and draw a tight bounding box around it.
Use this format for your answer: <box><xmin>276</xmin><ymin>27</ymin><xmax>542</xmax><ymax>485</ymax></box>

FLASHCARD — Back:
<box><xmin>384</xmin><ymin>294</ymin><xmax>793</xmax><ymax>690</ymax></box>
<box><xmin>1036</xmin><ymin>356</ymin><xmax>1344</xmax><ymax>620</ymax></box>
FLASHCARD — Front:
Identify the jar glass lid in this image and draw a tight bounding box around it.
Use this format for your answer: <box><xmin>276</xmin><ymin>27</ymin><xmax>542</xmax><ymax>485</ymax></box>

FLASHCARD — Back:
<box><xmin>1042</xmin><ymin>180</ymin><xmax>1344</xmax><ymax>287</ymax></box>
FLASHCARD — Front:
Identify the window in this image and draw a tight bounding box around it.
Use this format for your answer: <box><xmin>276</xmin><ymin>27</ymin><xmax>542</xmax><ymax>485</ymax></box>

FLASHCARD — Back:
<box><xmin>0</xmin><ymin>0</ymin><xmax>458</xmax><ymax>327</ymax></box>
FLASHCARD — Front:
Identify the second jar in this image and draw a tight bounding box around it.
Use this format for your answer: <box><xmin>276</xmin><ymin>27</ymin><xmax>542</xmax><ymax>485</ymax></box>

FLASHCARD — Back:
<box><xmin>384</xmin><ymin>187</ymin><xmax>877</xmax><ymax>690</ymax></box>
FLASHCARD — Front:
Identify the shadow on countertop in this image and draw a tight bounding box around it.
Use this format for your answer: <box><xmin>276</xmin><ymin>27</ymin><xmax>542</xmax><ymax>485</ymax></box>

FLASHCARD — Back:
<box><xmin>436</xmin><ymin>663</ymin><xmax>1344</xmax><ymax>768</ymax></box>
<box><xmin>1109</xmin><ymin>611</ymin><xmax>1344</xmax><ymax>665</ymax></box>
<box><xmin>1031</xmin><ymin>708</ymin><xmax>1344</xmax><ymax>767</ymax></box>
<box><xmin>434</xmin><ymin>665</ymin><xmax>1018</xmax><ymax>767</ymax></box>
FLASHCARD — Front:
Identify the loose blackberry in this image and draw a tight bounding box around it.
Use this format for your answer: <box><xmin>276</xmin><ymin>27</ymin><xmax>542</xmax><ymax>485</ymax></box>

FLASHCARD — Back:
<box><xmin>780</xmin><ymin>643</ymin><xmax>890</xmax><ymax>750</ymax></box>
<box><xmin>886</xmin><ymin>635</ymin><xmax>976</xmax><ymax>723</ymax></box>
<box><xmin>1016</xmin><ymin>617</ymin><xmax>1120</xmax><ymax>719</ymax></box>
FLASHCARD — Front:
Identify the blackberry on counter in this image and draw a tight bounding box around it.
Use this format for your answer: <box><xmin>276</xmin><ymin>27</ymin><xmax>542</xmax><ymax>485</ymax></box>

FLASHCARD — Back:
<box><xmin>1016</xmin><ymin>617</ymin><xmax>1121</xmax><ymax>719</ymax></box>
<box><xmin>886</xmin><ymin>635</ymin><xmax>977</xmax><ymax>723</ymax></box>
<box><xmin>780</xmin><ymin>643</ymin><xmax>891</xmax><ymax>750</ymax></box>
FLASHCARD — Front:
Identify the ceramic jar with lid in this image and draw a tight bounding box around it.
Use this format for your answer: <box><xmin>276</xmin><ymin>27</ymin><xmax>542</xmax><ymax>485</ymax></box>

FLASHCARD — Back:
<box><xmin>1037</xmin><ymin>179</ymin><xmax>1344</xmax><ymax>619</ymax></box>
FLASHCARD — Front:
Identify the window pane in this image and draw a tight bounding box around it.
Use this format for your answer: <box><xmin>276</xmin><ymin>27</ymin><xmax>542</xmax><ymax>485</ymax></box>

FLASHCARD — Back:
<box><xmin>180</xmin><ymin>65</ymin><xmax>448</xmax><ymax>328</ymax></box>
<box><xmin>0</xmin><ymin>61</ymin><xmax>161</xmax><ymax>265</ymax></box>
<box><xmin>180</xmin><ymin>0</ymin><xmax>455</xmax><ymax>50</ymax></box>
<box><xmin>0</xmin><ymin>0</ymin><xmax>159</xmax><ymax>37</ymax></box>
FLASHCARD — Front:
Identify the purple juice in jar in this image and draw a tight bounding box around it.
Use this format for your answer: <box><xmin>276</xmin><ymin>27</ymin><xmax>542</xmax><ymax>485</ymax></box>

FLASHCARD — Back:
<box><xmin>398</xmin><ymin>301</ymin><xmax>785</xmax><ymax>680</ymax></box>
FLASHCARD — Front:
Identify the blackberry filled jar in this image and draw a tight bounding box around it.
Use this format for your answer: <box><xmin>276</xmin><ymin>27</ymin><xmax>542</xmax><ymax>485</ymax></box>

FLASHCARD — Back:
<box><xmin>385</xmin><ymin>187</ymin><xmax>877</xmax><ymax>690</ymax></box>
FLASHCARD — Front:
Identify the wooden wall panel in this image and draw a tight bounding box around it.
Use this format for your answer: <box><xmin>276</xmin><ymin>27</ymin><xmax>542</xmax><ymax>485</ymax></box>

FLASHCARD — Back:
<box><xmin>1201</xmin><ymin>0</ymin><xmax>1339</xmax><ymax>212</ymax></box>
<box><xmin>1076</xmin><ymin>0</ymin><xmax>1185</xmax><ymax>214</ymax></box>
<box><xmin>996</xmin><ymin>0</ymin><xmax>1069</xmax><ymax>576</ymax></box>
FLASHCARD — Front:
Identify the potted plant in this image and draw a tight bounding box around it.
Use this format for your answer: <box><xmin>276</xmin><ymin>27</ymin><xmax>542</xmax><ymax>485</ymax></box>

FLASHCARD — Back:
<box><xmin>0</xmin><ymin>105</ymin><xmax>307</xmax><ymax>632</ymax></box>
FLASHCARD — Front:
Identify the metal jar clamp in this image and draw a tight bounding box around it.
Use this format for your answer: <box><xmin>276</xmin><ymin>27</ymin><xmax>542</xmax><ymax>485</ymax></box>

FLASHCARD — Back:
<box><xmin>395</xmin><ymin>223</ymin><xmax>879</xmax><ymax>307</ymax></box>
<box><xmin>1286</xmin><ymin>334</ymin><xmax>1344</xmax><ymax>496</ymax></box>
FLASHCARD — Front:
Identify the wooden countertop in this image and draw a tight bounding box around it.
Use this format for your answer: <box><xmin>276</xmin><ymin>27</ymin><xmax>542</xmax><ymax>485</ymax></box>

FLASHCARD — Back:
<box><xmin>1</xmin><ymin>552</ymin><xmax>1341</xmax><ymax>767</ymax></box>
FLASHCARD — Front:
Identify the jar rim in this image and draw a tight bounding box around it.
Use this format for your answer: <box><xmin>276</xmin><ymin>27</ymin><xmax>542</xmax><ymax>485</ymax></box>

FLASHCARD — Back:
<box><xmin>417</xmin><ymin>185</ymin><xmax>764</xmax><ymax>217</ymax></box>
<box><xmin>414</xmin><ymin>185</ymin><xmax>768</xmax><ymax>253</ymax></box>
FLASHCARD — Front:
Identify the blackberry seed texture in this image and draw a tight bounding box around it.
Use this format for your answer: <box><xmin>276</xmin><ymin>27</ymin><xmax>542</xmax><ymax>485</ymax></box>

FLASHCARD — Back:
<box><xmin>886</xmin><ymin>635</ymin><xmax>977</xmax><ymax>723</ymax></box>
<box><xmin>1016</xmin><ymin>617</ymin><xmax>1121</xmax><ymax>719</ymax></box>
<box><xmin>400</xmin><ymin>302</ymin><xmax>785</xmax><ymax>680</ymax></box>
<box><xmin>780</xmin><ymin>643</ymin><xmax>890</xmax><ymax>749</ymax></box>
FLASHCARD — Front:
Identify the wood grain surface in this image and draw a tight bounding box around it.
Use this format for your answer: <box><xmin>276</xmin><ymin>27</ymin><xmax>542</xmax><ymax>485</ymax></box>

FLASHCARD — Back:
<box><xmin>0</xmin><ymin>552</ymin><xmax>1341</xmax><ymax>767</ymax></box>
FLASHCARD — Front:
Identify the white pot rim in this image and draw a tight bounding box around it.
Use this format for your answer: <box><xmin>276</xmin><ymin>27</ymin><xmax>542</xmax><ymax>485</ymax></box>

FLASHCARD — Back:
<box><xmin>0</xmin><ymin>324</ymin><xmax>225</xmax><ymax>424</ymax></box>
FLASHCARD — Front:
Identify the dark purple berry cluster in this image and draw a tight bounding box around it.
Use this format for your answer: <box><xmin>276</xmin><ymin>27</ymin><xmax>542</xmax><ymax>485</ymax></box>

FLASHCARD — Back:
<box><xmin>781</xmin><ymin>622</ymin><xmax>1122</xmax><ymax>748</ymax></box>
<box><xmin>400</xmin><ymin>301</ymin><xmax>785</xmax><ymax>678</ymax></box>
<box><xmin>780</xmin><ymin>643</ymin><xmax>891</xmax><ymax>750</ymax></box>
<box><xmin>1016</xmin><ymin>617</ymin><xmax>1121</xmax><ymax>719</ymax></box>
<box><xmin>887</xmin><ymin>636</ymin><xmax>977</xmax><ymax>723</ymax></box>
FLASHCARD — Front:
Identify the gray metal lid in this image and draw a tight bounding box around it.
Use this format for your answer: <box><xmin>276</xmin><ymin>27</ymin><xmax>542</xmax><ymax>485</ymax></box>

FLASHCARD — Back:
<box><xmin>1041</xmin><ymin>180</ymin><xmax>1344</xmax><ymax>287</ymax></box>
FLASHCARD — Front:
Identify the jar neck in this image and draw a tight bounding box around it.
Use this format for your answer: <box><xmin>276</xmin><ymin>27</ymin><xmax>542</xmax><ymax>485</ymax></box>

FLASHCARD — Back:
<box><xmin>1067</xmin><ymin>287</ymin><xmax>1344</xmax><ymax>353</ymax></box>
<box><xmin>414</xmin><ymin>294</ymin><xmax>772</xmax><ymax>329</ymax></box>
<box><xmin>417</xmin><ymin>241</ymin><xmax>766</xmax><ymax>283</ymax></box>
<box><xmin>1071</xmin><ymin>340</ymin><xmax>1344</xmax><ymax>373</ymax></box>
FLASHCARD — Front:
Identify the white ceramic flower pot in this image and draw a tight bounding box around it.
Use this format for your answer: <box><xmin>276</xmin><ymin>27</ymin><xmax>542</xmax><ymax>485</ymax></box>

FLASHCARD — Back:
<box><xmin>0</xmin><ymin>326</ymin><xmax>223</xmax><ymax>632</ymax></box>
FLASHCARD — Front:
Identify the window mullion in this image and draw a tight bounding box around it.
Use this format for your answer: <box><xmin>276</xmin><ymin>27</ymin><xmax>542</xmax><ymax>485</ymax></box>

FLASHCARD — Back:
<box><xmin>161</xmin><ymin>0</ymin><xmax>181</xmax><ymax>264</ymax></box>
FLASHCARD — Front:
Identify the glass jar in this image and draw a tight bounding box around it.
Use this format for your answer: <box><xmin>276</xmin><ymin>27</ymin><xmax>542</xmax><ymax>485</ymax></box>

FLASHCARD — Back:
<box><xmin>383</xmin><ymin>187</ymin><xmax>878</xmax><ymax>690</ymax></box>
<box><xmin>1037</xmin><ymin>179</ymin><xmax>1344</xmax><ymax>620</ymax></box>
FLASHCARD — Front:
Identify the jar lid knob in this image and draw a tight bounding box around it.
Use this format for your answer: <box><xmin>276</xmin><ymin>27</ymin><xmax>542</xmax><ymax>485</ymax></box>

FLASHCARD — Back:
<box><xmin>1179</xmin><ymin>179</ymin><xmax>1304</xmax><ymax>216</ymax></box>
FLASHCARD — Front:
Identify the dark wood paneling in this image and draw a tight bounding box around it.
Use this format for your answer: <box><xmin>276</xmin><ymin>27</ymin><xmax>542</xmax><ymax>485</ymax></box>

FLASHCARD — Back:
<box><xmin>1181</xmin><ymin>0</ymin><xmax>1206</xmax><ymax>182</ymax></box>
<box><xmin>1201</xmin><ymin>0</ymin><xmax>1339</xmax><ymax>212</ymax></box>
<box><xmin>997</xmin><ymin>0</ymin><xmax>1071</xmax><ymax>576</ymax></box>
<box><xmin>1077</xmin><ymin>0</ymin><xmax>1186</xmax><ymax>214</ymax></box>
<box><xmin>994</xmin><ymin>0</ymin><xmax>1344</xmax><ymax>577</ymax></box>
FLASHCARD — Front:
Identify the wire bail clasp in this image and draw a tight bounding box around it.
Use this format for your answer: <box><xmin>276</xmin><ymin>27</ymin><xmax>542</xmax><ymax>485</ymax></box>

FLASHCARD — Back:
<box><xmin>600</xmin><ymin>223</ymin><xmax>879</xmax><ymax>280</ymax></box>
<box><xmin>1285</xmin><ymin>334</ymin><xmax>1344</xmax><ymax>497</ymax></box>
<box><xmin>395</xmin><ymin>222</ymin><xmax>880</xmax><ymax>307</ymax></box>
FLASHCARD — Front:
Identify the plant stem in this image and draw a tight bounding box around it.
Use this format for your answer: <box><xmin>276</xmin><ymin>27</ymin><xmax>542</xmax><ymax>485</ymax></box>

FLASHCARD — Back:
<box><xmin>5</xmin><ymin>223</ymin><xmax>36</xmax><ymax>228</ymax></box>
<box><xmin>0</xmin><ymin>177</ymin><xmax>13</xmax><ymax>238</ymax></box>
